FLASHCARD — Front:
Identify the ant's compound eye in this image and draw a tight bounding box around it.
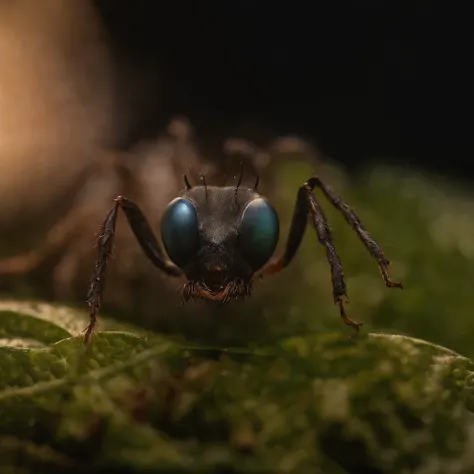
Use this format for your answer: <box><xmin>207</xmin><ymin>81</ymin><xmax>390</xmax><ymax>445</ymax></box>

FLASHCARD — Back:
<box><xmin>161</xmin><ymin>198</ymin><xmax>199</xmax><ymax>268</ymax></box>
<box><xmin>239</xmin><ymin>198</ymin><xmax>279</xmax><ymax>271</ymax></box>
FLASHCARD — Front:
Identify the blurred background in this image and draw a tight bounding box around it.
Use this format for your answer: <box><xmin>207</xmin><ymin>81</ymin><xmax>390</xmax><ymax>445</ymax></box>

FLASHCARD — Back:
<box><xmin>0</xmin><ymin>0</ymin><xmax>472</xmax><ymax>355</ymax></box>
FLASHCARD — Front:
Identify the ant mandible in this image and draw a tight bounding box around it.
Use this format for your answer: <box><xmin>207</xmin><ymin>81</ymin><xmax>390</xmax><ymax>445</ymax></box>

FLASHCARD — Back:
<box><xmin>85</xmin><ymin>163</ymin><xmax>403</xmax><ymax>343</ymax></box>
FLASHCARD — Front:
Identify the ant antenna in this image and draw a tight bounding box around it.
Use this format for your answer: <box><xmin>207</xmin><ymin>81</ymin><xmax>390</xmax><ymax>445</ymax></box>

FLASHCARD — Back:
<box><xmin>253</xmin><ymin>174</ymin><xmax>260</xmax><ymax>191</ymax></box>
<box><xmin>234</xmin><ymin>161</ymin><xmax>244</xmax><ymax>197</ymax></box>
<box><xmin>200</xmin><ymin>173</ymin><xmax>208</xmax><ymax>202</ymax></box>
<box><xmin>184</xmin><ymin>174</ymin><xmax>192</xmax><ymax>189</ymax></box>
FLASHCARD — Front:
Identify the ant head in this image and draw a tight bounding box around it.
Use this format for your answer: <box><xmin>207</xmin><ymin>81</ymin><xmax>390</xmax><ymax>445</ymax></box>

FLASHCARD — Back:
<box><xmin>160</xmin><ymin>175</ymin><xmax>279</xmax><ymax>303</ymax></box>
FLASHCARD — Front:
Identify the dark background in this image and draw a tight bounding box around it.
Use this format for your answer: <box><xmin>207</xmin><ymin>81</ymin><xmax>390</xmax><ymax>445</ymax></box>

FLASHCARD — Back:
<box><xmin>95</xmin><ymin>1</ymin><xmax>471</xmax><ymax>177</ymax></box>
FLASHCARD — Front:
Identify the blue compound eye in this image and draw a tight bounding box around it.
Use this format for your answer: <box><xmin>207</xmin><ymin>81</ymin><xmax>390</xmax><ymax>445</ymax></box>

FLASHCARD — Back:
<box><xmin>161</xmin><ymin>198</ymin><xmax>199</xmax><ymax>268</ymax></box>
<box><xmin>239</xmin><ymin>198</ymin><xmax>279</xmax><ymax>271</ymax></box>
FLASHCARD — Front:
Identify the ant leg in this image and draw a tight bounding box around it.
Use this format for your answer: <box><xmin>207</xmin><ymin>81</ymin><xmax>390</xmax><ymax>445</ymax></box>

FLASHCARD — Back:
<box><xmin>304</xmin><ymin>185</ymin><xmax>362</xmax><ymax>331</ymax></box>
<box><xmin>260</xmin><ymin>183</ymin><xmax>361</xmax><ymax>331</ymax></box>
<box><xmin>259</xmin><ymin>183</ymin><xmax>308</xmax><ymax>276</ymax></box>
<box><xmin>85</xmin><ymin>204</ymin><xmax>118</xmax><ymax>343</ymax></box>
<box><xmin>112</xmin><ymin>196</ymin><xmax>183</xmax><ymax>276</ymax></box>
<box><xmin>260</xmin><ymin>176</ymin><xmax>403</xmax><ymax>331</ymax></box>
<box><xmin>85</xmin><ymin>196</ymin><xmax>183</xmax><ymax>343</ymax></box>
<box><xmin>306</xmin><ymin>177</ymin><xmax>403</xmax><ymax>289</ymax></box>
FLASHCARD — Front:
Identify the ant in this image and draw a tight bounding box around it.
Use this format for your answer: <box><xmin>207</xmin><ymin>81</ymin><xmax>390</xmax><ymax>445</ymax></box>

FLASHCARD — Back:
<box><xmin>84</xmin><ymin>163</ymin><xmax>403</xmax><ymax>343</ymax></box>
<box><xmin>0</xmin><ymin>120</ymin><xmax>283</xmax><ymax>325</ymax></box>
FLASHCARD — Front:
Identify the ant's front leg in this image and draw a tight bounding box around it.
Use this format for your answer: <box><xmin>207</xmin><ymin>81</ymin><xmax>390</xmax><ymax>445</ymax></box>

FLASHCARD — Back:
<box><xmin>260</xmin><ymin>176</ymin><xmax>402</xmax><ymax>332</ymax></box>
<box><xmin>85</xmin><ymin>196</ymin><xmax>183</xmax><ymax>343</ymax></box>
<box><xmin>260</xmin><ymin>182</ymin><xmax>366</xmax><ymax>332</ymax></box>
<box><xmin>259</xmin><ymin>182</ymin><xmax>362</xmax><ymax>331</ymax></box>
<box><xmin>85</xmin><ymin>203</ymin><xmax>118</xmax><ymax>343</ymax></box>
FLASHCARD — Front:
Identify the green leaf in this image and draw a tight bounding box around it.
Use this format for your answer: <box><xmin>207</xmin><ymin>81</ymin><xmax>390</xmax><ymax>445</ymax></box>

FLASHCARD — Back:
<box><xmin>1</xmin><ymin>300</ymin><xmax>474</xmax><ymax>473</ymax></box>
<box><xmin>0</xmin><ymin>299</ymin><xmax>143</xmax><ymax>348</ymax></box>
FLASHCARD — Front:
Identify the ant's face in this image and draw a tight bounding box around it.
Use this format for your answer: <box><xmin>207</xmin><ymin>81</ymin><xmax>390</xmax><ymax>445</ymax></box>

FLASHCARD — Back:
<box><xmin>160</xmin><ymin>186</ymin><xmax>279</xmax><ymax>303</ymax></box>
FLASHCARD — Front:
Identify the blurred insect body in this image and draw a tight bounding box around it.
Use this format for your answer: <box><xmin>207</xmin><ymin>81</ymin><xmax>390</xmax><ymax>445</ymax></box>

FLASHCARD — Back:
<box><xmin>84</xmin><ymin>165</ymin><xmax>403</xmax><ymax>342</ymax></box>
<box><xmin>0</xmin><ymin>119</ymin><xmax>212</xmax><ymax>307</ymax></box>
